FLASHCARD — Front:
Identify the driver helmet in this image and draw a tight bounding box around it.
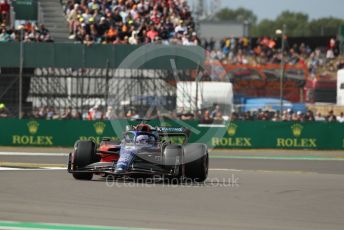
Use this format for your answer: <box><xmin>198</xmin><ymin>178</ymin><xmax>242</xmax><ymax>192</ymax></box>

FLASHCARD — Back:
<box><xmin>136</xmin><ymin>135</ymin><xmax>149</xmax><ymax>144</ymax></box>
<box><xmin>136</xmin><ymin>124</ymin><xmax>152</xmax><ymax>132</ymax></box>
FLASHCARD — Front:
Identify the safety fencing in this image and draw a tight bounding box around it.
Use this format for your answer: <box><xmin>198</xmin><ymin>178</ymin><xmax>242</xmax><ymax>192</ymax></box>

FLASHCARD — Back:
<box><xmin>0</xmin><ymin>119</ymin><xmax>343</xmax><ymax>150</ymax></box>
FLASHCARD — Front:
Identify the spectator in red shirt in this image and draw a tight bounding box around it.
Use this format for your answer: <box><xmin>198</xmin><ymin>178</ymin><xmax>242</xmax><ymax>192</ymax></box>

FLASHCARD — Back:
<box><xmin>146</xmin><ymin>26</ymin><xmax>158</xmax><ymax>42</ymax></box>
<box><xmin>0</xmin><ymin>0</ymin><xmax>10</xmax><ymax>24</ymax></box>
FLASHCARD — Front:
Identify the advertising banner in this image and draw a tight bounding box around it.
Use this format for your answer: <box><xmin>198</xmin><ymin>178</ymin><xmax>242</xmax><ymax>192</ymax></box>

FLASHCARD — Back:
<box><xmin>0</xmin><ymin>119</ymin><xmax>343</xmax><ymax>150</ymax></box>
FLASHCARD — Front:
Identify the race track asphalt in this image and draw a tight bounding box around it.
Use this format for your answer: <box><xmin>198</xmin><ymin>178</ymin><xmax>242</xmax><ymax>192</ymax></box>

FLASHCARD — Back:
<box><xmin>0</xmin><ymin>150</ymin><xmax>344</xmax><ymax>230</ymax></box>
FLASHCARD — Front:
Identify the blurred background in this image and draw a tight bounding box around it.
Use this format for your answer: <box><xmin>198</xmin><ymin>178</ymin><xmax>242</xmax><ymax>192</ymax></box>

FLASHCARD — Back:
<box><xmin>0</xmin><ymin>0</ymin><xmax>344</xmax><ymax>124</ymax></box>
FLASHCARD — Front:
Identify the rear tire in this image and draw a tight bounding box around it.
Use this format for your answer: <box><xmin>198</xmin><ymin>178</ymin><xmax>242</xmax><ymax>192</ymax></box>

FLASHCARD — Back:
<box><xmin>72</xmin><ymin>141</ymin><xmax>98</xmax><ymax>180</ymax></box>
<box><xmin>184</xmin><ymin>144</ymin><xmax>209</xmax><ymax>182</ymax></box>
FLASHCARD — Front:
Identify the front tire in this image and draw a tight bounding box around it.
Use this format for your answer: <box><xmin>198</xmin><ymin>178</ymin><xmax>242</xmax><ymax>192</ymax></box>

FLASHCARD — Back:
<box><xmin>72</xmin><ymin>141</ymin><xmax>98</xmax><ymax>180</ymax></box>
<box><xmin>73</xmin><ymin>172</ymin><xmax>93</xmax><ymax>180</ymax></box>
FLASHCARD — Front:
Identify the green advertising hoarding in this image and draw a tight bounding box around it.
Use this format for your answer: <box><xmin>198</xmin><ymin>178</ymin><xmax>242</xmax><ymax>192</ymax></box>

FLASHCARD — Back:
<box><xmin>0</xmin><ymin>119</ymin><xmax>343</xmax><ymax>150</ymax></box>
<box><xmin>206</xmin><ymin>121</ymin><xmax>344</xmax><ymax>150</ymax></box>
<box><xmin>0</xmin><ymin>119</ymin><xmax>120</xmax><ymax>147</ymax></box>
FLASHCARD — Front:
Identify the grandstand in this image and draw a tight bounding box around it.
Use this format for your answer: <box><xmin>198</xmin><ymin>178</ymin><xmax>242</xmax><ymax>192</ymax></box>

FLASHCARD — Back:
<box><xmin>1</xmin><ymin>0</ymin><xmax>344</xmax><ymax>122</ymax></box>
<box><xmin>39</xmin><ymin>0</ymin><xmax>69</xmax><ymax>42</ymax></box>
<box><xmin>1</xmin><ymin>0</ymin><xmax>204</xmax><ymax>119</ymax></box>
<box><xmin>63</xmin><ymin>0</ymin><xmax>197</xmax><ymax>44</ymax></box>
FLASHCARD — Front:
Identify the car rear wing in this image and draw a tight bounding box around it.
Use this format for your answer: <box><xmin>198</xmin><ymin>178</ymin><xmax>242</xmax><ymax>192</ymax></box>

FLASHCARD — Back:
<box><xmin>155</xmin><ymin>127</ymin><xmax>190</xmax><ymax>143</ymax></box>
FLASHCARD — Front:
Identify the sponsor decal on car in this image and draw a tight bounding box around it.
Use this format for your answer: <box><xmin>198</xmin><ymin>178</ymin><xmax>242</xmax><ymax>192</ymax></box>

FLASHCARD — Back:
<box><xmin>158</xmin><ymin>127</ymin><xmax>184</xmax><ymax>132</ymax></box>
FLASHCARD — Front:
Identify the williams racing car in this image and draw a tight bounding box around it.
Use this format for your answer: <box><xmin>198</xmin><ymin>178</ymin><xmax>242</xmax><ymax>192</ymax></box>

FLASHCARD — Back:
<box><xmin>67</xmin><ymin>121</ymin><xmax>208</xmax><ymax>182</ymax></box>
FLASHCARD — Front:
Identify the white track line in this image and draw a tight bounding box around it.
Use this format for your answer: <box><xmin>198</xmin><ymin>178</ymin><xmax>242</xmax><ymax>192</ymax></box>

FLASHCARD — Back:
<box><xmin>41</xmin><ymin>167</ymin><xmax>67</xmax><ymax>170</ymax></box>
<box><xmin>0</xmin><ymin>167</ymin><xmax>66</xmax><ymax>171</ymax></box>
<box><xmin>0</xmin><ymin>152</ymin><xmax>68</xmax><ymax>156</ymax></box>
<box><xmin>0</xmin><ymin>167</ymin><xmax>21</xmax><ymax>171</ymax></box>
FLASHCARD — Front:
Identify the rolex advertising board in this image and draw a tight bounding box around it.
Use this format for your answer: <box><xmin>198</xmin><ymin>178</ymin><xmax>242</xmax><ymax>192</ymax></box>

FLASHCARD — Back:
<box><xmin>202</xmin><ymin>121</ymin><xmax>344</xmax><ymax>150</ymax></box>
<box><xmin>211</xmin><ymin>123</ymin><xmax>255</xmax><ymax>148</ymax></box>
<box><xmin>0</xmin><ymin>119</ymin><xmax>343</xmax><ymax>149</ymax></box>
<box><xmin>0</xmin><ymin>119</ymin><xmax>120</xmax><ymax>147</ymax></box>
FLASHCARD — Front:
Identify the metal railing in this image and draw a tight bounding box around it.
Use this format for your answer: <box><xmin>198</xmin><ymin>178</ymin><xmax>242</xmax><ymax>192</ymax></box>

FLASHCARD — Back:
<box><xmin>10</xmin><ymin>6</ymin><xmax>15</xmax><ymax>28</ymax></box>
<box><xmin>37</xmin><ymin>1</ymin><xmax>43</xmax><ymax>25</ymax></box>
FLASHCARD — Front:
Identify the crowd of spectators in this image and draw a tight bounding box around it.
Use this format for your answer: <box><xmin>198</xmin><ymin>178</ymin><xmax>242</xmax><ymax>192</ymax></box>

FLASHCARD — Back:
<box><xmin>199</xmin><ymin>108</ymin><xmax>344</xmax><ymax>123</ymax></box>
<box><xmin>3</xmin><ymin>0</ymin><xmax>343</xmax><ymax>78</ymax></box>
<box><xmin>1</xmin><ymin>1</ymin><xmax>344</xmax><ymax>123</ymax></box>
<box><xmin>0</xmin><ymin>105</ymin><xmax>135</xmax><ymax>120</ymax></box>
<box><xmin>203</xmin><ymin>36</ymin><xmax>343</xmax><ymax>78</ymax></box>
<box><xmin>23</xmin><ymin>105</ymin><xmax>172</xmax><ymax>121</ymax></box>
<box><xmin>0</xmin><ymin>0</ymin><xmax>52</xmax><ymax>42</ymax></box>
<box><xmin>0</xmin><ymin>22</ymin><xmax>53</xmax><ymax>42</ymax></box>
<box><xmin>63</xmin><ymin>0</ymin><xmax>199</xmax><ymax>45</ymax></box>
<box><xmin>1</xmin><ymin>103</ymin><xmax>344</xmax><ymax>124</ymax></box>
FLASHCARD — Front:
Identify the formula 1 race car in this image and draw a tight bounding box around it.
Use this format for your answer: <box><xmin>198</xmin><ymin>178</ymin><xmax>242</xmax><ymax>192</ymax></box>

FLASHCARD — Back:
<box><xmin>67</xmin><ymin>120</ymin><xmax>208</xmax><ymax>182</ymax></box>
